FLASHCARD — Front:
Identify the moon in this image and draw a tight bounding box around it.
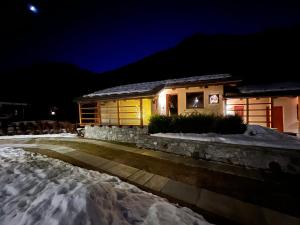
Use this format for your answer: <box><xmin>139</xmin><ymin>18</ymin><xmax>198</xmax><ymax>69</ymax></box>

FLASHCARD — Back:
<box><xmin>28</xmin><ymin>4</ymin><xmax>39</xmax><ymax>14</ymax></box>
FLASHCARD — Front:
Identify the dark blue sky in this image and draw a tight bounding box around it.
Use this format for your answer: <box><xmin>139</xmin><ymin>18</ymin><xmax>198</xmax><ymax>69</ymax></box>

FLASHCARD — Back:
<box><xmin>1</xmin><ymin>0</ymin><xmax>300</xmax><ymax>73</ymax></box>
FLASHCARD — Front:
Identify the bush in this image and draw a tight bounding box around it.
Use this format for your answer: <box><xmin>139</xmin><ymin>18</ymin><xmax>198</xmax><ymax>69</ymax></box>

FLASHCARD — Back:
<box><xmin>148</xmin><ymin>115</ymin><xmax>172</xmax><ymax>134</ymax></box>
<box><xmin>214</xmin><ymin>115</ymin><xmax>247</xmax><ymax>134</ymax></box>
<box><xmin>148</xmin><ymin>113</ymin><xmax>246</xmax><ymax>134</ymax></box>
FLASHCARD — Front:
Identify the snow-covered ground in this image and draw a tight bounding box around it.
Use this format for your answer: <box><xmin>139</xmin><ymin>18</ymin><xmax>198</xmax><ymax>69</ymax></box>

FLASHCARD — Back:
<box><xmin>152</xmin><ymin>125</ymin><xmax>300</xmax><ymax>150</ymax></box>
<box><xmin>0</xmin><ymin>133</ymin><xmax>77</xmax><ymax>140</ymax></box>
<box><xmin>0</xmin><ymin>147</ymin><xmax>211</xmax><ymax>225</ymax></box>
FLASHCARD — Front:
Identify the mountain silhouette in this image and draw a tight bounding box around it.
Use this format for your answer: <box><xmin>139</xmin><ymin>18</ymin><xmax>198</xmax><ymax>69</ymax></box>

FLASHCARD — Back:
<box><xmin>100</xmin><ymin>24</ymin><xmax>300</xmax><ymax>85</ymax></box>
<box><xmin>1</xmin><ymin>25</ymin><xmax>299</xmax><ymax>122</ymax></box>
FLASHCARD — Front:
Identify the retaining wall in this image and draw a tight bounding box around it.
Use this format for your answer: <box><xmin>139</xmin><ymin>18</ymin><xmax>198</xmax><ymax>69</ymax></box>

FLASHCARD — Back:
<box><xmin>85</xmin><ymin>125</ymin><xmax>300</xmax><ymax>173</ymax></box>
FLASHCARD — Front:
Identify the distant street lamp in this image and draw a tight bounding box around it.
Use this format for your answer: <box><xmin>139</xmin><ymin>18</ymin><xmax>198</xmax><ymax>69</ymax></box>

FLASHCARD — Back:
<box><xmin>50</xmin><ymin>106</ymin><xmax>58</xmax><ymax>117</ymax></box>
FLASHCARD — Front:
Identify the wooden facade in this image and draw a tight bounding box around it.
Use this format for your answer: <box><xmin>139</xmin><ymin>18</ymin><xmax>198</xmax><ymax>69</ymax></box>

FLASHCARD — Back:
<box><xmin>226</xmin><ymin>96</ymin><xmax>300</xmax><ymax>134</ymax></box>
<box><xmin>78</xmin><ymin>98</ymin><xmax>152</xmax><ymax>126</ymax></box>
<box><xmin>225</xmin><ymin>97</ymin><xmax>272</xmax><ymax>127</ymax></box>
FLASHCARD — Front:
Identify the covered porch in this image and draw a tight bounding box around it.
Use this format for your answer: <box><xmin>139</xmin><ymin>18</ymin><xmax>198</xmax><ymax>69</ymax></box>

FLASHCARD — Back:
<box><xmin>78</xmin><ymin>97</ymin><xmax>153</xmax><ymax>126</ymax></box>
<box><xmin>225</xmin><ymin>96</ymin><xmax>299</xmax><ymax>135</ymax></box>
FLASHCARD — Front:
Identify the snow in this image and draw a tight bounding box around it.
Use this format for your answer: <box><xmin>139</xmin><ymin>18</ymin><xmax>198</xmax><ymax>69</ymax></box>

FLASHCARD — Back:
<box><xmin>0</xmin><ymin>133</ymin><xmax>77</xmax><ymax>140</ymax></box>
<box><xmin>239</xmin><ymin>82</ymin><xmax>300</xmax><ymax>94</ymax></box>
<box><xmin>151</xmin><ymin>125</ymin><xmax>300</xmax><ymax>150</ymax></box>
<box><xmin>85</xmin><ymin>81</ymin><xmax>164</xmax><ymax>97</ymax></box>
<box><xmin>85</xmin><ymin>74</ymin><xmax>231</xmax><ymax>97</ymax></box>
<box><xmin>0</xmin><ymin>147</ymin><xmax>211</xmax><ymax>225</ymax></box>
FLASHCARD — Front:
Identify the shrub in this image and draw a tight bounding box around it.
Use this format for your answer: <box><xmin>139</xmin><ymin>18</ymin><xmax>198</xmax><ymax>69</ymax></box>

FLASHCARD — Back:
<box><xmin>214</xmin><ymin>114</ymin><xmax>247</xmax><ymax>134</ymax></box>
<box><xmin>148</xmin><ymin>115</ymin><xmax>172</xmax><ymax>133</ymax></box>
<box><xmin>148</xmin><ymin>113</ymin><xmax>246</xmax><ymax>134</ymax></box>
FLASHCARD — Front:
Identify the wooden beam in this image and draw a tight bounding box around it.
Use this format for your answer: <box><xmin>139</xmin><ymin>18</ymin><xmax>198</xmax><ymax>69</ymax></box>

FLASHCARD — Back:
<box><xmin>140</xmin><ymin>98</ymin><xmax>143</xmax><ymax>127</ymax></box>
<box><xmin>297</xmin><ymin>96</ymin><xmax>300</xmax><ymax>134</ymax></box>
<box><xmin>97</xmin><ymin>102</ymin><xmax>101</xmax><ymax>125</ymax></box>
<box><xmin>224</xmin><ymin>98</ymin><xmax>227</xmax><ymax>115</ymax></box>
<box><xmin>166</xmin><ymin>94</ymin><xmax>170</xmax><ymax>116</ymax></box>
<box><xmin>271</xmin><ymin>97</ymin><xmax>274</xmax><ymax>128</ymax></box>
<box><xmin>80</xmin><ymin>107</ymin><xmax>98</xmax><ymax>110</ymax></box>
<box><xmin>246</xmin><ymin>98</ymin><xmax>249</xmax><ymax>124</ymax></box>
<box><xmin>117</xmin><ymin>100</ymin><xmax>120</xmax><ymax>126</ymax></box>
<box><xmin>78</xmin><ymin>103</ymin><xmax>82</xmax><ymax>125</ymax></box>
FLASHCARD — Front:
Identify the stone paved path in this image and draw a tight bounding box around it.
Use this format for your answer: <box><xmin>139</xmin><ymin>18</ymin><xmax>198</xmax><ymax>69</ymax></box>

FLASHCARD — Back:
<box><xmin>34</xmin><ymin>137</ymin><xmax>266</xmax><ymax>181</ymax></box>
<box><xmin>0</xmin><ymin>138</ymin><xmax>299</xmax><ymax>225</ymax></box>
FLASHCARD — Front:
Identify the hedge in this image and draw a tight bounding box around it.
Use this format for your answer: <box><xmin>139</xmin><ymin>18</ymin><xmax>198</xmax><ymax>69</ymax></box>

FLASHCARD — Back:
<box><xmin>148</xmin><ymin>113</ymin><xmax>246</xmax><ymax>134</ymax></box>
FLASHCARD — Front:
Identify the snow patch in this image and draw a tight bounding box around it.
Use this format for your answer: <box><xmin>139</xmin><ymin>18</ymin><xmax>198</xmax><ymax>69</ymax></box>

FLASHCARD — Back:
<box><xmin>0</xmin><ymin>133</ymin><xmax>77</xmax><ymax>140</ymax></box>
<box><xmin>0</xmin><ymin>147</ymin><xmax>212</xmax><ymax>225</ymax></box>
<box><xmin>151</xmin><ymin>125</ymin><xmax>300</xmax><ymax>150</ymax></box>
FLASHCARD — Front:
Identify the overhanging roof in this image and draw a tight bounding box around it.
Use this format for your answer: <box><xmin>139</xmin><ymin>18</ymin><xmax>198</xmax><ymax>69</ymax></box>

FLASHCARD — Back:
<box><xmin>225</xmin><ymin>82</ymin><xmax>300</xmax><ymax>98</ymax></box>
<box><xmin>79</xmin><ymin>74</ymin><xmax>236</xmax><ymax>101</ymax></box>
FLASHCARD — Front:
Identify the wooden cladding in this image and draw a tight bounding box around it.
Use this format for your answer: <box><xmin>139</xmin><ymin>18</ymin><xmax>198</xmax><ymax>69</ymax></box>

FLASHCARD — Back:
<box><xmin>78</xmin><ymin>102</ymin><xmax>100</xmax><ymax>126</ymax></box>
<box><xmin>226</xmin><ymin>97</ymin><xmax>272</xmax><ymax>127</ymax></box>
<box><xmin>79</xmin><ymin>98</ymin><xmax>152</xmax><ymax>126</ymax></box>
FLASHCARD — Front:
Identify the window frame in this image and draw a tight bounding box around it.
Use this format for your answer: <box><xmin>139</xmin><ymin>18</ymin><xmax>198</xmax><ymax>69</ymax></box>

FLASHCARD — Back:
<box><xmin>186</xmin><ymin>92</ymin><xmax>204</xmax><ymax>109</ymax></box>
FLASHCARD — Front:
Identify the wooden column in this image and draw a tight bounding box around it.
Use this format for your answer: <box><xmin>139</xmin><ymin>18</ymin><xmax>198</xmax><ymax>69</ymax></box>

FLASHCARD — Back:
<box><xmin>224</xmin><ymin>98</ymin><xmax>227</xmax><ymax>115</ymax></box>
<box><xmin>271</xmin><ymin>97</ymin><xmax>274</xmax><ymax>128</ymax></box>
<box><xmin>97</xmin><ymin>102</ymin><xmax>101</xmax><ymax>125</ymax></box>
<box><xmin>246</xmin><ymin>98</ymin><xmax>249</xmax><ymax>124</ymax></box>
<box><xmin>166</xmin><ymin>94</ymin><xmax>170</xmax><ymax>116</ymax></box>
<box><xmin>117</xmin><ymin>100</ymin><xmax>120</xmax><ymax>126</ymax></box>
<box><xmin>140</xmin><ymin>98</ymin><xmax>143</xmax><ymax>127</ymax></box>
<box><xmin>266</xmin><ymin>106</ymin><xmax>270</xmax><ymax>128</ymax></box>
<box><xmin>78</xmin><ymin>103</ymin><xmax>82</xmax><ymax>125</ymax></box>
<box><xmin>298</xmin><ymin>97</ymin><xmax>300</xmax><ymax>132</ymax></box>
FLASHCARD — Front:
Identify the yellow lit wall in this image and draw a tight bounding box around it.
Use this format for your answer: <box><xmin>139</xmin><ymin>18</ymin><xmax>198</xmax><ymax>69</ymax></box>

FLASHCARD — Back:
<box><xmin>100</xmin><ymin>101</ymin><xmax>118</xmax><ymax>125</ymax></box>
<box><xmin>97</xmin><ymin>98</ymin><xmax>153</xmax><ymax>126</ymax></box>
<box><xmin>119</xmin><ymin>99</ymin><xmax>141</xmax><ymax>125</ymax></box>
<box><xmin>142</xmin><ymin>99</ymin><xmax>152</xmax><ymax>125</ymax></box>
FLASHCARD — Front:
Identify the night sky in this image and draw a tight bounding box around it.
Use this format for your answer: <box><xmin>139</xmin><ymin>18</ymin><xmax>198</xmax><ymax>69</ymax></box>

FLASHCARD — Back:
<box><xmin>1</xmin><ymin>0</ymin><xmax>300</xmax><ymax>73</ymax></box>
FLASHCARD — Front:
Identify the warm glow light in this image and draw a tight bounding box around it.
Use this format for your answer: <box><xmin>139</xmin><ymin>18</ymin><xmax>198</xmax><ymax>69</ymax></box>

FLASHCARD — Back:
<box><xmin>51</xmin><ymin>111</ymin><xmax>56</xmax><ymax>116</ymax></box>
<box><xmin>225</xmin><ymin>105</ymin><xmax>234</xmax><ymax>115</ymax></box>
<box><xmin>158</xmin><ymin>90</ymin><xmax>167</xmax><ymax>114</ymax></box>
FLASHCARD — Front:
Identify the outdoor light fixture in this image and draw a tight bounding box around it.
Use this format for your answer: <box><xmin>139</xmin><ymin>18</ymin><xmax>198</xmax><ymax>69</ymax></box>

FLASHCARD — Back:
<box><xmin>209</xmin><ymin>94</ymin><xmax>219</xmax><ymax>104</ymax></box>
<box><xmin>50</xmin><ymin>106</ymin><xmax>58</xmax><ymax>116</ymax></box>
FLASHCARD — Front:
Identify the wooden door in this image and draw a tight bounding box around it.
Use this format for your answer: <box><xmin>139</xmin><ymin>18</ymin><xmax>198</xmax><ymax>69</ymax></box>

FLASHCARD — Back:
<box><xmin>272</xmin><ymin>106</ymin><xmax>284</xmax><ymax>132</ymax></box>
<box><xmin>166</xmin><ymin>94</ymin><xmax>178</xmax><ymax>116</ymax></box>
<box><xmin>234</xmin><ymin>106</ymin><xmax>244</xmax><ymax>117</ymax></box>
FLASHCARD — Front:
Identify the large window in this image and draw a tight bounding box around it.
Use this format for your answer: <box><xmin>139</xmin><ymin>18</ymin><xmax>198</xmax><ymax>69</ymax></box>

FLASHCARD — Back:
<box><xmin>186</xmin><ymin>92</ymin><xmax>204</xmax><ymax>109</ymax></box>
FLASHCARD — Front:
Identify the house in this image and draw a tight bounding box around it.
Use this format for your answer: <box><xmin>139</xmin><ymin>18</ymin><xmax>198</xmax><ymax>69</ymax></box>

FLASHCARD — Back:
<box><xmin>77</xmin><ymin>74</ymin><xmax>300</xmax><ymax>135</ymax></box>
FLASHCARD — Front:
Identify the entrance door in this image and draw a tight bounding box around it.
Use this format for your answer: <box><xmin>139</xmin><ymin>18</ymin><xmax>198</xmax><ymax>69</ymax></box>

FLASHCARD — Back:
<box><xmin>166</xmin><ymin>94</ymin><xmax>178</xmax><ymax>116</ymax></box>
<box><xmin>234</xmin><ymin>106</ymin><xmax>244</xmax><ymax>118</ymax></box>
<box><xmin>272</xmin><ymin>106</ymin><xmax>284</xmax><ymax>132</ymax></box>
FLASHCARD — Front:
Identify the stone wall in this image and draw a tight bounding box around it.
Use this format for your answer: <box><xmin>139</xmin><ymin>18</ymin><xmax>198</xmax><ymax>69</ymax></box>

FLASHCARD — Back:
<box><xmin>84</xmin><ymin>125</ymin><xmax>148</xmax><ymax>143</ymax></box>
<box><xmin>136</xmin><ymin>135</ymin><xmax>300</xmax><ymax>174</ymax></box>
<box><xmin>84</xmin><ymin>125</ymin><xmax>300</xmax><ymax>174</ymax></box>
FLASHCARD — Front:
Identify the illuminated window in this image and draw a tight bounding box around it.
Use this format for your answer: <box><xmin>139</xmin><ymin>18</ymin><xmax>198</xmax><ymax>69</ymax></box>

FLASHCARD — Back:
<box><xmin>186</xmin><ymin>92</ymin><xmax>204</xmax><ymax>109</ymax></box>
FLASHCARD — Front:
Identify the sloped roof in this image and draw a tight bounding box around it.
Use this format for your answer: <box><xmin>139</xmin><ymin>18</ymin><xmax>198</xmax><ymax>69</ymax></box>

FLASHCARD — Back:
<box><xmin>239</xmin><ymin>82</ymin><xmax>300</xmax><ymax>94</ymax></box>
<box><xmin>82</xmin><ymin>74</ymin><xmax>233</xmax><ymax>99</ymax></box>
